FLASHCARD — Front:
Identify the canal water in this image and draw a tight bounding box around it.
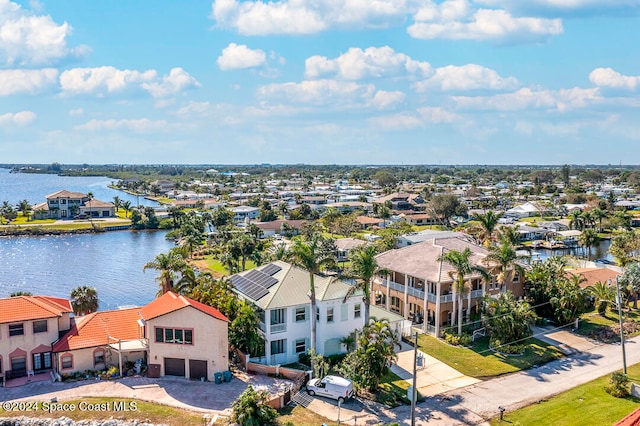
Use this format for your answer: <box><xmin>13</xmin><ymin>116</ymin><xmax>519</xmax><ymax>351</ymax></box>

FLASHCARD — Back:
<box><xmin>0</xmin><ymin>168</ymin><xmax>157</xmax><ymax>207</ymax></box>
<box><xmin>0</xmin><ymin>168</ymin><xmax>173</xmax><ymax>309</ymax></box>
<box><xmin>0</xmin><ymin>230</ymin><xmax>176</xmax><ymax>310</ymax></box>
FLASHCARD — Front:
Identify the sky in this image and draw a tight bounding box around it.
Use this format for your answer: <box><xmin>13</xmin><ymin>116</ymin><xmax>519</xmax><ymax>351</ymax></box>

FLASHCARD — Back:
<box><xmin>1</xmin><ymin>0</ymin><xmax>640</xmax><ymax>165</ymax></box>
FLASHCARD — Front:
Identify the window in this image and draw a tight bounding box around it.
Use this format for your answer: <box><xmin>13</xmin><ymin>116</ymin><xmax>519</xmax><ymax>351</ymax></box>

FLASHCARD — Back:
<box><xmin>295</xmin><ymin>307</ymin><xmax>306</xmax><ymax>322</ymax></box>
<box><xmin>33</xmin><ymin>320</ymin><xmax>48</xmax><ymax>333</ymax></box>
<box><xmin>295</xmin><ymin>339</ymin><xmax>306</xmax><ymax>354</ymax></box>
<box><xmin>514</xmin><ymin>272</ymin><xmax>520</xmax><ymax>282</ymax></box>
<box><xmin>9</xmin><ymin>323</ymin><xmax>24</xmax><ymax>336</ymax></box>
<box><xmin>316</xmin><ymin>307</ymin><xmax>320</xmax><ymax>322</ymax></box>
<box><xmin>271</xmin><ymin>308</ymin><xmax>286</xmax><ymax>325</ymax></box>
<box><xmin>94</xmin><ymin>350</ymin><xmax>105</xmax><ymax>366</ymax></box>
<box><xmin>354</xmin><ymin>304</ymin><xmax>362</xmax><ymax>319</ymax></box>
<box><xmin>61</xmin><ymin>354</ymin><xmax>73</xmax><ymax>369</ymax></box>
<box><xmin>61</xmin><ymin>199</ymin><xmax>67</xmax><ymax>204</ymax></box>
<box><xmin>271</xmin><ymin>339</ymin><xmax>286</xmax><ymax>355</ymax></box>
<box><xmin>327</xmin><ymin>307</ymin><xmax>334</xmax><ymax>323</ymax></box>
<box><xmin>156</xmin><ymin>327</ymin><xmax>192</xmax><ymax>345</ymax></box>
<box><xmin>155</xmin><ymin>327</ymin><xmax>164</xmax><ymax>343</ymax></box>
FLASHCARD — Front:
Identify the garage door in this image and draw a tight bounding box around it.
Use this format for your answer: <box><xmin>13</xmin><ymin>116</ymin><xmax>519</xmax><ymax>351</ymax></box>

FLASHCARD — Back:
<box><xmin>164</xmin><ymin>358</ymin><xmax>185</xmax><ymax>377</ymax></box>
<box><xmin>189</xmin><ymin>359</ymin><xmax>207</xmax><ymax>380</ymax></box>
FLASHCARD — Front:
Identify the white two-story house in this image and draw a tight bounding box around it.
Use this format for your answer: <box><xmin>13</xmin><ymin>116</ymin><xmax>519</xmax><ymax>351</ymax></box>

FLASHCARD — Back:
<box><xmin>230</xmin><ymin>261</ymin><xmax>365</xmax><ymax>365</ymax></box>
<box><xmin>33</xmin><ymin>190</ymin><xmax>115</xmax><ymax>220</ymax></box>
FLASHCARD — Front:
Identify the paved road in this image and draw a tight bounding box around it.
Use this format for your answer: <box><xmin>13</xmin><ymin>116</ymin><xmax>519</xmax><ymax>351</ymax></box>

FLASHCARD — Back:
<box><xmin>312</xmin><ymin>334</ymin><xmax>638</xmax><ymax>425</ymax></box>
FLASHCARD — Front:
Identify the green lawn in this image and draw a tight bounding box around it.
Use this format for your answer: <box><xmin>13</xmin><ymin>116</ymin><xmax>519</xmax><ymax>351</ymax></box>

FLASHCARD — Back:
<box><xmin>490</xmin><ymin>364</ymin><xmax>640</xmax><ymax>426</ymax></box>
<box><xmin>0</xmin><ymin>397</ymin><xmax>205</xmax><ymax>426</ymax></box>
<box><xmin>199</xmin><ymin>255</ymin><xmax>257</xmax><ymax>276</ymax></box>
<box><xmin>375</xmin><ymin>370</ymin><xmax>412</xmax><ymax>407</ymax></box>
<box><xmin>418</xmin><ymin>335</ymin><xmax>564</xmax><ymax>379</ymax></box>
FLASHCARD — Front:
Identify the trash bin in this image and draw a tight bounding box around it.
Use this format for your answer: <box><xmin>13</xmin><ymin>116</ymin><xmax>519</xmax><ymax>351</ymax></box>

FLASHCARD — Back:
<box><xmin>214</xmin><ymin>372</ymin><xmax>223</xmax><ymax>384</ymax></box>
<box><xmin>223</xmin><ymin>370</ymin><xmax>233</xmax><ymax>383</ymax></box>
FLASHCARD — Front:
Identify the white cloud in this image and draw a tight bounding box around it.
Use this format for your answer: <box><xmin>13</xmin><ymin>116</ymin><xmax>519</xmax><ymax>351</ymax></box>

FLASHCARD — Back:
<box><xmin>476</xmin><ymin>0</ymin><xmax>640</xmax><ymax>13</ymax></box>
<box><xmin>417</xmin><ymin>106</ymin><xmax>460</xmax><ymax>123</ymax></box>
<box><xmin>305</xmin><ymin>46</ymin><xmax>431</xmax><ymax>80</ymax></box>
<box><xmin>141</xmin><ymin>68</ymin><xmax>200</xmax><ymax>98</ymax></box>
<box><xmin>257</xmin><ymin>79</ymin><xmax>376</xmax><ymax>106</ymax></box>
<box><xmin>453</xmin><ymin>87</ymin><xmax>601</xmax><ymax>111</ymax></box>
<box><xmin>68</xmin><ymin>108</ymin><xmax>83</xmax><ymax>117</ymax></box>
<box><xmin>408</xmin><ymin>0</ymin><xmax>563</xmax><ymax>43</ymax></box>
<box><xmin>211</xmin><ymin>0</ymin><xmax>410</xmax><ymax>35</ymax></box>
<box><xmin>589</xmin><ymin>68</ymin><xmax>640</xmax><ymax>91</ymax></box>
<box><xmin>217</xmin><ymin>43</ymin><xmax>267</xmax><ymax>70</ymax></box>
<box><xmin>60</xmin><ymin>66</ymin><xmax>199</xmax><ymax>98</ymax></box>
<box><xmin>0</xmin><ymin>0</ymin><xmax>88</xmax><ymax>65</ymax></box>
<box><xmin>371</xmin><ymin>113</ymin><xmax>424</xmax><ymax>130</ymax></box>
<box><xmin>414</xmin><ymin>64</ymin><xmax>519</xmax><ymax>91</ymax></box>
<box><xmin>0</xmin><ymin>110</ymin><xmax>36</xmax><ymax>126</ymax></box>
<box><xmin>0</xmin><ymin>68</ymin><xmax>58</xmax><ymax>96</ymax></box>
<box><xmin>74</xmin><ymin>118</ymin><xmax>168</xmax><ymax>133</ymax></box>
<box><xmin>369</xmin><ymin>90</ymin><xmax>405</xmax><ymax>110</ymax></box>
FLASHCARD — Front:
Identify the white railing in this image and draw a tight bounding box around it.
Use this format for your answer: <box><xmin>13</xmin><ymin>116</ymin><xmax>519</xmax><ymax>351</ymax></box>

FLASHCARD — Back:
<box><xmin>270</xmin><ymin>323</ymin><xmax>286</xmax><ymax>334</ymax></box>
<box><xmin>427</xmin><ymin>293</ymin><xmax>437</xmax><ymax>303</ymax></box>
<box><xmin>440</xmin><ymin>294</ymin><xmax>453</xmax><ymax>303</ymax></box>
<box><xmin>388</xmin><ymin>280</ymin><xmax>404</xmax><ymax>293</ymax></box>
<box><xmin>407</xmin><ymin>286</ymin><xmax>425</xmax><ymax>299</ymax></box>
<box><xmin>470</xmin><ymin>289</ymin><xmax>484</xmax><ymax>299</ymax></box>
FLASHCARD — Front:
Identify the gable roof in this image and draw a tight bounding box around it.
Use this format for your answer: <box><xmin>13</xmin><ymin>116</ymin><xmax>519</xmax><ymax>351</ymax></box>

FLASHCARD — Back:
<box><xmin>565</xmin><ymin>267</ymin><xmax>619</xmax><ymax>289</ymax></box>
<box><xmin>46</xmin><ymin>190</ymin><xmax>87</xmax><ymax>200</ymax></box>
<box><xmin>230</xmin><ymin>261</ymin><xmax>362</xmax><ymax>309</ymax></box>
<box><xmin>375</xmin><ymin>235</ymin><xmax>489</xmax><ymax>283</ymax></box>
<box><xmin>0</xmin><ymin>295</ymin><xmax>72</xmax><ymax>324</ymax></box>
<box><xmin>53</xmin><ymin>307</ymin><xmax>142</xmax><ymax>352</ymax></box>
<box><xmin>140</xmin><ymin>292</ymin><xmax>229</xmax><ymax>322</ymax></box>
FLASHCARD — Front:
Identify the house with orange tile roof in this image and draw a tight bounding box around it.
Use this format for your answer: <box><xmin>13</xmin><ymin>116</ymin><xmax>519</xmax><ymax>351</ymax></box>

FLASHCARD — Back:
<box><xmin>140</xmin><ymin>292</ymin><xmax>229</xmax><ymax>381</ymax></box>
<box><xmin>51</xmin><ymin>292</ymin><xmax>229</xmax><ymax>382</ymax></box>
<box><xmin>565</xmin><ymin>267</ymin><xmax>620</xmax><ymax>289</ymax></box>
<box><xmin>0</xmin><ymin>295</ymin><xmax>73</xmax><ymax>381</ymax></box>
<box><xmin>52</xmin><ymin>307</ymin><xmax>146</xmax><ymax>376</ymax></box>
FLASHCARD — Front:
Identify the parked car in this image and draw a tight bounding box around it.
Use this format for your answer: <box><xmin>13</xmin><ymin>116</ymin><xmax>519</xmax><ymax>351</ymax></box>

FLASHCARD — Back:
<box><xmin>306</xmin><ymin>375</ymin><xmax>354</xmax><ymax>403</ymax></box>
<box><xmin>74</xmin><ymin>213</ymin><xmax>88</xmax><ymax>219</ymax></box>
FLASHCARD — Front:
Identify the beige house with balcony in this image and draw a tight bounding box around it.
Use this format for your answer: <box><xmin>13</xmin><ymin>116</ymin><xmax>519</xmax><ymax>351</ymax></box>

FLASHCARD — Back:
<box><xmin>33</xmin><ymin>190</ymin><xmax>115</xmax><ymax>220</ymax></box>
<box><xmin>0</xmin><ymin>296</ymin><xmax>73</xmax><ymax>382</ymax></box>
<box><xmin>372</xmin><ymin>235</ymin><xmax>524</xmax><ymax>336</ymax></box>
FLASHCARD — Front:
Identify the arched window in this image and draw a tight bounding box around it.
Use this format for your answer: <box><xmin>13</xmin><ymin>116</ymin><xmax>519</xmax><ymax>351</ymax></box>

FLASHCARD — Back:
<box><xmin>61</xmin><ymin>353</ymin><xmax>73</xmax><ymax>370</ymax></box>
<box><xmin>93</xmin><ymin>349</ymin><xmax>105</xmax><ymax>366</ymax></box>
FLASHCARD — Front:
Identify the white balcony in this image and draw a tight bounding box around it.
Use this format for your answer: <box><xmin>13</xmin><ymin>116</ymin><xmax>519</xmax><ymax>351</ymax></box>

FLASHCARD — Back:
<box><xmin>270</xmin><ymin>323</ymin><xmax>286</xmax><ymax>334</ymax></box>
<box><xmin>470</xmin><ymin>289</ymin><xmax>484</xmax><ymax>299</ymax></box>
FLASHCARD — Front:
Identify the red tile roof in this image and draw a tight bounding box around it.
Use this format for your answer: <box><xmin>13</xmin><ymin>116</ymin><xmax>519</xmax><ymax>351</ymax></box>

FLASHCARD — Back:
<box><xmin>565</xmin><ymin>268</ymin><xmax>620</xmax><ymax>289</ymax></box>
<box><xmin>616</xmin><ymin>407</ymin><xmax>640</xmax><ymax>426</ymax></box>
<box><xmin>0</xmin><ymin>295</ymin><xmax>72</xmax><ymax>324</ymax></box>
<box><xmin>53</xmin><ymin>307</ymin><xmax>142</xmax><ymax>352</ymax></box>
<box><xmin>140</xmin><ymin>292</ymin><xmax>229</xmax><ymax>322</ymax></box>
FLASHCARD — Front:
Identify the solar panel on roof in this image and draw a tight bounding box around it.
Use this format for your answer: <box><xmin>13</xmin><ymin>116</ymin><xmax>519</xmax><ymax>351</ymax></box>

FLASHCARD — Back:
<box><xmin>260</xmin><ymin>264</ymin><xmax>282</xmax><ymax>276</ymax></box>
<box><xmin>230</xmin><ymin>272</ymin><xmax>271</xmax><ymax>300</ymax></box>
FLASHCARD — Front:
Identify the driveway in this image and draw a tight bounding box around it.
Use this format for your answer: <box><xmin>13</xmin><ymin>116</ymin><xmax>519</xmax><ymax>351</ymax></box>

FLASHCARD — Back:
<box><xmin>531</xmin><ymin>325</ymin><xmax>600</xmax><ymax>355</ymax></box>
<box><xmin>1</xmin><ymin>371</ymin><xmax>292</xmax><ymax>417</ymax></box>
<box><xmin>391</xmin><ymin>341</ymin><xmax>481</xmax><ymax>397</ymax></box>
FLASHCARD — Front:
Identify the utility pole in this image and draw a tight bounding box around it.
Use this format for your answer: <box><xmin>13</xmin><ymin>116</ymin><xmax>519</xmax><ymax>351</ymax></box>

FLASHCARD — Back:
<box><xmin>411</xmin><ymin>331</ymin><xmax>418</xmax><ymax>426</ymax></box>
<box><xmin>615</xmin><ymin>276</ymin><xmax>628</xmax><ymax>374</ymax></box>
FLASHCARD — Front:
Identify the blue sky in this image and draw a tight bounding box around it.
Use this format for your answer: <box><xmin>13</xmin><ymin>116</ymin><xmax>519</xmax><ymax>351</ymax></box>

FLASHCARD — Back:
<box><xmin>1</xmin><ymin>0</ymin><xmax>640</xmax><ymax>165</ymax></box>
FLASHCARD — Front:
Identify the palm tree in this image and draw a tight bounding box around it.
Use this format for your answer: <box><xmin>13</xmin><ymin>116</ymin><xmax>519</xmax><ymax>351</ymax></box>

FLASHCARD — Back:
<box><xmin>578</xmin><ymin>228</ymin><xmax>599</xmax><ymax>260</ymax></box>
<box><xmin>472</xmin><ymin>210</ymin><xmax>503</xmax><ymax>245</ymax></box>
<box><xmin>287</xmin><ymin>234</ymin><xmax>336</xmax><ymax>353</ymax></box>
<box><xmin>70</xmin><ymin>286</ymin><xmax>99</xmax><ymax>316</ymax></box>
<box><xmin>121</xmin><ymin>200</ymin><xmax>132</xmax><ymax>218</ymax></box>
<box><xmin>568</xmin><ymin>210</ymin><xmax>584</xmax><ymax>231</ymax></box>
<box><xmin>438</xmin><ymin>248</ymin><xmax>489</xmax><ymax>335</ymax></box>
<box><xmin>485</xmin><ymin>239</ymin><xmax>526</xmax><ymax>287</ymax></box>
<box><xmin>591</xmin><ymin>207</ymin><xmax>607</xmax><ymax>232</ymax></box>
<box><xmin>113</xmin><ymin>196</ymin><xmax>121</xmax><ymax>213</ymax></box>
<box><xmin>586</xmin><ymin>281</ymin><xmax>615</xmax><ymax>316</ymax></box>
<box><xmin>17</xmin><ymin>200</ymin><xmax>31</xmax><ymax>221</ymax></box>
<box><xmin>86</xmin><ymin>192</ymin><xmax>94</xmax><ymax>223</ymax></box>
<box><xmin>143</xmin><ymin>251</ymin><xmax>188</xmax><ymax>295</ymax></box>
<box><xmin>619</xmin><ymin>262</ymin><xmax>640</xmax><ymax>309</ymax></box>
<box><xmin>343</xmin><ymin>245</ymin><xmax>386</xmax><ymax>325</ymax></box>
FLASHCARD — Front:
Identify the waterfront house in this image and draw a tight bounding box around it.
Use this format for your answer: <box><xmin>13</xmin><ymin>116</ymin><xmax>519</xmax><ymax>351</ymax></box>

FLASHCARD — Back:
<box><xmin>33</xmin><ymin>190</ymin><xmax>115</xmax><ymax>220</ymax></box>
<box><xmin>0</xmin><ymin>296</ymin><xmax>73</xmax><ymax>382</ymax></box>
<box><xmin>230</xmin><ymin>261</ymin><xmax>365</xmax><ymax>365</ymax></box>
<box><xmin>141</xmin><ymin>292</ymin><xmax>229</xmax><ymax>381</ymax></box>
<box><xmin>52</xmin><ymin>307</ymin><xmax>146</xmax><ymax>376</ymax></box>
<box><xmin>230</xmin><ymin>205</ymin><xmax>260</xmax><ymax>223</ymax></box>
<box><xmin>371</xmin><ymin>235</ymin><xmax>524</xmax><ymax>336</ymax></box>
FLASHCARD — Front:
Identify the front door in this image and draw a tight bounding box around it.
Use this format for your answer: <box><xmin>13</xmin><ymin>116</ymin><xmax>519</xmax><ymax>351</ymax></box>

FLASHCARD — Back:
<box><xmin>32</xmin><ymin>352</ymin><xmax>52</xmax><ymax>372</ymax></box>
<box><xmin>10</xmin><ymin>356</ymin><xmax>27</xmax><ymax>377</ymax></box>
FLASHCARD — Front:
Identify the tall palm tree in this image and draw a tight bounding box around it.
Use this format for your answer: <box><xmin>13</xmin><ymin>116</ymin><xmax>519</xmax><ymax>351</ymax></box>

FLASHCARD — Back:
<box><xmin>112</xmin><ymin>196</ymin><xmax>121</xmax><ymax>212</ymax></box>
<box><xmin>578</xmin><ymin>228</ymin><xmax>599</xmax><ymax>260</ymax></box>
<box><xmin>121</xmin><ymin>200</ymin><xmax>132</xmax><ymax>218</ymax></box>
<box><xmin>619</xmin><ymin>262</ymin><xmax>640</xmax><ymax>309</ymax></box>
<box><xmin>143</xmin><ymin>251</ymin><xmax>188</xmax><ymax>295</ymax></box>
<box><xmin>485</xmin><ymin>239</ymin><xmax>526</xmax><ymax>287</ymax></box>
<box><xmin>568</xmin><ymin>210</ymin><xmax>584</xmax><ymax>231</ymax></box>
<box><xmin>86</xmin><ymin>192</ymin><xmax>94</xmax><ymax>223</ymax></box>
<box><xmin>591</xmin><ymin>207</ymin><xmax>607</xmax><ymax>232</ymax></box>
<box><xmin>343</xmin><ymin>245</ymin><xmax>387</xmax><ymax>325</ymax></box>
<box><xmin>472</xmin><ymin>210</ymin><xmax>503</xmax><ymax>245</ymax></box>
<box><xmin>287</xmin><ymin>234</ymin><xmax>336</xmax><ymax>352</ymax></box>
<box><xmin>70</xmin><ymin>286</ymin><xmax>99</xmax><ymax>316</ymax></box>
<box><xmin>438</xmin><ymin>248</ymin><xmax>489</xmax><ymax>335</ymax></box>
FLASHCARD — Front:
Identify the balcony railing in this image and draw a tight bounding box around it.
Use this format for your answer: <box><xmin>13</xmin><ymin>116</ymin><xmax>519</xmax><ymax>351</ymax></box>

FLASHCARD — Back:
<box><xmin>470</xmin><ymin>289</ymin><xmax>484</xmax><ymax>299</ymax></box>
<box><xmin>440</xmin><ymin>294</ymin><xmax>453</xmax><ymax>303</ymax></box>
<box><xmin>407</xmin><ymin>286</ymin><xmax>425</xmax><ymax>299</ymax></box>
<box><xmin>270</xmin><ymin>323</ymin><xmax>286</xmax><ymax>334</ymax></box>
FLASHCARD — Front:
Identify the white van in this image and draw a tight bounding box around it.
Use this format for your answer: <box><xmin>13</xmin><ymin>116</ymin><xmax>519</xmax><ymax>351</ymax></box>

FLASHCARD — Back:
<box><xmin>306</xmin><ymin>375</ymin><xmax>354</xmax><ymax>403</ymax></box>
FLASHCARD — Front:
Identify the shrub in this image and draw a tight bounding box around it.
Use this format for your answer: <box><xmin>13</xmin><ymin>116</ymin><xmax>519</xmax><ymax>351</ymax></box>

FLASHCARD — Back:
<box><xmin>605</xmin><ymin>372</ymin><xmax>629</xmax><ymax>398</ymax></box>
<box><xmin>489</xmin><ymin>339</ymin><xmax>525</xmax><ymax>355</ymax></box>
<box><xmin>442</xmin><ymin>331</ymin><xmax>472</xmax><ymax>347</ymax></box>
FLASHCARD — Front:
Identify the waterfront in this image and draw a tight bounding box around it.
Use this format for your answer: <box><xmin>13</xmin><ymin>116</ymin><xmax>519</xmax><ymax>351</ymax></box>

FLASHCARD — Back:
<box><xmin>0</xmin><ymin>168</ymin><xmax>157</xmax><ymax>207</ymax></box>
<box><xmin>0</xmin><ymin>230</ymin><xmax>175</xmax><ymax>309</ymax></box>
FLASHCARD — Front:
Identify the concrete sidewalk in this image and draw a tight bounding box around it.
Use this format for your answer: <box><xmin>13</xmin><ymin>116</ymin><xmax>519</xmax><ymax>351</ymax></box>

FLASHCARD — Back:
<box><xmin>391</xmin><ymin>341</ymin><xmax>481</xmax><ymax>397</ymax></box>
